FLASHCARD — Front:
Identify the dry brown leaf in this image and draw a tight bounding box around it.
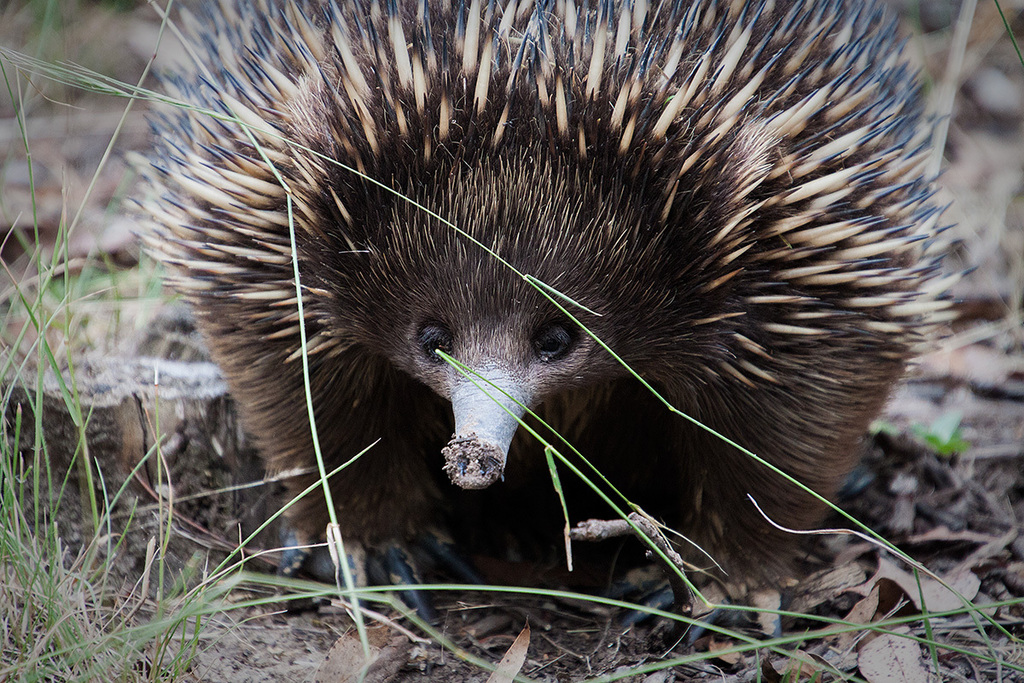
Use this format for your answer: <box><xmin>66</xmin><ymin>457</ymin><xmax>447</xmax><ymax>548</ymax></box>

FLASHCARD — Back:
<box><xmin>788</xmin><ymin>564</ymin><xmax>867</xmax><ymax>615</ymax></box>
<box><xmin>779</xmin><ymin>650</ymin><xmax>825</xmax><ymax>681</ymax></box>
<box><xmin>869</xmin><ymin>559</ymin><xmax>980</xmax><ymax>612</ymax></box>
<box><xmin>834</xmin><ymin>585</ymin><xmax>881</xmax><ymax>651</ymax></box>
<box><xmin>707</xmin><ymin>638</ymin><xmax>744</xmax><ymax>665</ymax></box>
<box><xmin>903</xmin><ymin>526</ymin><xmax>1005</xmax><ymax>546</ymax></box>
<box><xmin>919</xmin><ymin>345</ymin><xmax>1024</xmax><ymax>386</ymax></box>
<box><xmin>759</xmin><ymin>658</ymin><xmax>784</xmax><ymax>683</ymax></box>
<box><xmin>858</xmin><ymin>628</ymin><xmax>933</xmax><ymax>683</ymax></box>
<box><xmin>485</xmin><ymin>623</ymin><xmax>531</xmax><ymax>683</ymax></box>
<box><xmin>846</xmin><ymin>585</ymin><xmax>882</xmax><ymax>625</ymax></box>
<box><xmin>314</xmin><ymin>633</ymin><xmax>381</xmax><ymax>683</ymax></box>
<box><xmin>749</xmin><ymin>587</ymin><xmax>781</xmax><ymax>635</ymax></box>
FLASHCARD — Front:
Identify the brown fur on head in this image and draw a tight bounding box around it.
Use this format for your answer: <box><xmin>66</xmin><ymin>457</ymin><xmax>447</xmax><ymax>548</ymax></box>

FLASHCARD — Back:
<box><xmin>138</xmin><ymin>0</ymin><xmax>952</xmax><ymax>578</ymax></box>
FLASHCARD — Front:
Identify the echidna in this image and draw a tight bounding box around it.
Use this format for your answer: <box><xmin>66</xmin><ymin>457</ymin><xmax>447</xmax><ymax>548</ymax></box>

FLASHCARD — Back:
<box><xmin>139</xmin><ymin>0</ymin><xmax>953</xmax><ymax>603</ymax></box>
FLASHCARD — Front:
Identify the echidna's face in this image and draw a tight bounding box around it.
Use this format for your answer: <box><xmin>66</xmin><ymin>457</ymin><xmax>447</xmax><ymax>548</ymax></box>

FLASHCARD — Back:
<box><xmin>303</xmin><ymin>154</ymin><xmax>676</xmax><ymax>487</ymax></box>
<box><xmin>290</xmin><ymin>148</ymin><xmax>712</xmax><ymax>489</ymax></box>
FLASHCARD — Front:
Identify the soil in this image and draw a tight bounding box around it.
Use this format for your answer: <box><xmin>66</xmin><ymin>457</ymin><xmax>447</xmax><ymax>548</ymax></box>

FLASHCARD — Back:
<box><xmin>2</xmin><ymin>1</ymin><xmax>1023</xmax><ymax>681</ymax></box>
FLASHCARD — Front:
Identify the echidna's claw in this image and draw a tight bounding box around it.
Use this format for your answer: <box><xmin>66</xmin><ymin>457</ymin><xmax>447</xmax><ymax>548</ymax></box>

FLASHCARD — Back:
<box><xmin>613</xmin><ymin>579</ymin><xmax>782</xmax><ymax>643</ymax></box>
<box><xmin>416</xmin><ymin>532</ymin><xmax>485</xmax><ymax>585</ymax></box>
<box><xmin>677</xmin><ymin>598</ymin><xmax>782</xmax><ymax>645</ymax></box>
<box><xmin>278</xmin><ymin>530</ymin><xmax>311</xmax><ymax>579</ymax></box>
<box><xmin>615</xmin><ymin>583</ymin><xmax>675</xmax><ymax>628</ymax></box>
<box><xmin>379</xmin><ymin>545</ymin><xmax>437</xmax><ymax>623</ymax></box>
<box><xmin>277</xmin><ymin>525</ymin><xmax>481</xmax><ymax>623</ymax></box>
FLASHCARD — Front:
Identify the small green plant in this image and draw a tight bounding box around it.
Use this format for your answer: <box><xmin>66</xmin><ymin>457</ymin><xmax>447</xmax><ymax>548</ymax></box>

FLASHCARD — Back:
<box><xmin>871</xmin><ymin>412</ymin><xmax>971</xmax><ymax>457</ymax></box>
<box><xmin>911</xmin><ymin>411</ymin><xmax>970</xmax><ymax>457</ymax></box>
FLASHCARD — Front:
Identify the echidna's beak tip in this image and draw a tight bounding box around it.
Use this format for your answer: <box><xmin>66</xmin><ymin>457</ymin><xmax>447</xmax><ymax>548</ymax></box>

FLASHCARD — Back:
<box><xmin>442</xmin><ymin>369</ymin><xmax>529</xmax><ymax>489</ymax></box>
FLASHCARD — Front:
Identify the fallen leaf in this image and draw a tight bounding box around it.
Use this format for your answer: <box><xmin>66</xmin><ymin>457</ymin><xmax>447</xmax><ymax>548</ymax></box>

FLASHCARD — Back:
<box><xmin>759</xmin><ymin>658</ymin><xmax>784</xmax><ymax>683</ymax></box>
<box><xmin>863</xmin><ymin>559</ymin><xmax>980</xmax><ymax>613</ymax></box>
<box><xmin>749</xmin><ymin>587</ymin><xmax>782</xmax><ymax>635</ymax></box>
<box><xmin>858</xmin><ymin>628</ymin><xmax>932</xmax><ymax>683</ymax></box>
<box><xmin>779</xmin><ymin>649</ymin><xmax>824</xmax><ymax>681</ymax></box>
<box><xmin>834</xmin><ymin>585</ymin><xmax>881</xmax><ymax>651</ymax></box>
<box><xmin>788</xmin><ymin>564</ymin><xmax>867</xmax><ymax>615</ymax></box>
<box><xmin>486</xmin><ymin>623</ymin><xmax>531</xmax><ymax>683</ymax></box>
<box><xmin>707</xmin><ymin>638</ymin><xmax>744</xmax><ymax>665</ymax></box>
<box><xmin>920</xmin><ymin>345</ymin><xmax>1024</xmax><ymax>385</ymax></box>
<box><xmin>903</xmin><ymin>526</ymin><xmax>1006</xmax><ymax>546</ymax></box>
<box><xmin>315</xmin><ymin>633</ymin><xmax>381</xmax><ymax>683</ymax></box>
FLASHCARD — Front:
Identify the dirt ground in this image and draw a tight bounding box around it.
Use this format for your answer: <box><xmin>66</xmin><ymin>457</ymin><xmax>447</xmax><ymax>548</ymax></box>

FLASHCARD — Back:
<box><xmin>2</xmin><ymin>1</ymin><xmax>1023</xmax><ymax>681</ymax></box>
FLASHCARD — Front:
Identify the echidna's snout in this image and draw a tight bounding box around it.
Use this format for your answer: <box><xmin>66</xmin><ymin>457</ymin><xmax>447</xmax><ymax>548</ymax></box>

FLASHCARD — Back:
<box><xmin>442</xmin><ymin>367</ymin><xmax>529</xmax><ymax>489</ymax></box>
<box><xmin>419</xmin><ymin>319</ymin><xmax>585</xmax><ymax>489</ymax></box>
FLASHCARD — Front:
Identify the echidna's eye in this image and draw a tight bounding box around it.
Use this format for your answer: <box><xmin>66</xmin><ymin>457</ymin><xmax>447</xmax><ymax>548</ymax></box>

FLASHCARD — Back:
<box><xmin>533</xmin><ymin>323</ymin><xmax>574</xmax><ymax>362</ymax></box>
<box><xmin>418</xmin><ymin>323</ymin><xmax>454</xmax><ymax>362</ymax></box>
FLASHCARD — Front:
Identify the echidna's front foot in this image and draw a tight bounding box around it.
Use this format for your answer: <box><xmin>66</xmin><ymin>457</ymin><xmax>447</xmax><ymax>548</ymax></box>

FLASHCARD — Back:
<box><xmin>608</xmin><ymin>567</ymin><xmax>677</xmax><ymax>627</ymax></box>
<box><xmin>677</xmin><ymin>594</ymin><xmax>782</xmax><ymax>644</ymax></box>
<box><xmin>278</xmin><ymin>526</ymin><xmax>482</xmax><ymax>623</ymax></box>
<box><xmin>574</xmin><ymin>517</ymin><xmax>785</xmax><ymax>636</ymax></box>
<box><xmin>572</xmin><ymin>513</ymin><xmax>694</xmax><ymax>612</ymax></box>
<box><xmin>609</xmin><ymin>568</ymin><xmax>783</xmax><ymax>642</ymax></box>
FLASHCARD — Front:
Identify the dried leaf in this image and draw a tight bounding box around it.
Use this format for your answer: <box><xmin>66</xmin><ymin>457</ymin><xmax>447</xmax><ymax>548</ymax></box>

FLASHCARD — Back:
<box><xmin>707</xmin><ymin>638</ymin><xmax>744</xmax><ymax>665</ymax></box>
<box><xmin>920</xmin><ymin>345</ymin><xmax>1024</xmax><ymax>386</ymax></box>
<box><xmin>868</xmin><ymin>560</ymin><xmax>980</xmax><ymax>612</ymax></box>
<box><xmin>486</xmin><ymin>623</ymin><xmax>531</xmax><ymax>683</ymax></box>
<box><xmin>788</xmin><ymin>564</ymin><xmax>867</xmax><ymax>615</ymax></box>
<box><xmin>782</xmin><ymin>650</ymin><xmax>825</xmax><ymax>681</ymax></box>
<box><xmin>749</xmin><ymin>587</ymin><xmax>781</xmax><ymax>636</ymax></box>
<box><xmin>315</xmin><ymin>634</ymin><xmax>381</xmax><ymax>683</ymax></box>
<box><xmin>858</xmin><ymin>629</ymin><xmax>932</xmax><ymax>683</ymax></box>
<box><xmin>834</xmin><ymin>585</ymin><xmax>881</xmax><ymax>651</ymax></box>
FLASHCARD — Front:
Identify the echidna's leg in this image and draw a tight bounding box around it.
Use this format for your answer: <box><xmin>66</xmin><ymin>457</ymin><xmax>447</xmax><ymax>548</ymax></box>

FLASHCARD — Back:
<box><xmin>560</xmin><ymin>371</ymin><xmax>888</xmax><ymax>623</ymax></box>
<box><xmin>278</xmin><ymin>529</ymin><xmax>436</xmax><ymax>618</ymax></box>
<box><xmin>273</xmin><ymin>360</ymin><xmax>466</xmax><ymax>621</ymax></box>
<box><xmin>285</xmin><ymin>527</ymin><xmax>483</xmax><ymax>621</ymax></box>
<box><xmin>669</xmin><ymin>366</ymin><xmax>899</xmax><ymax>579</ymax></box>
<box><xmin>192</xmin><ymin>311</ymin><xmax>467</xmax><ymax>614</ymax></box>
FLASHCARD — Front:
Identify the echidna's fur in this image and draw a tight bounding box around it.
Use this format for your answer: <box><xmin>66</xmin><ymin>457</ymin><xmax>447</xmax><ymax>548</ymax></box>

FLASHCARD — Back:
<box><xmin>140</xmin><ymin>0</ymin><xmax>954</xmax><ymax>583</ymax></box>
